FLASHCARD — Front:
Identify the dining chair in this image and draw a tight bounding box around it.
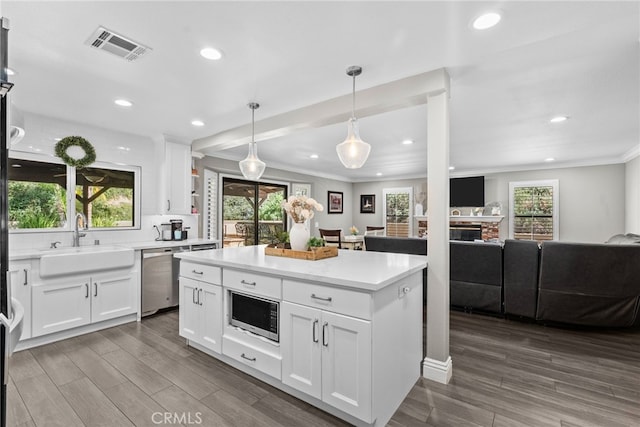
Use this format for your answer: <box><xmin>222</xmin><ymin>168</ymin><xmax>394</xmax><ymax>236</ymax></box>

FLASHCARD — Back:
<box><xmin>365</xmin><ymin>226</ymin><xmax>385</xmax><ymax>236</ymax></box>
<box><xmin>319</xmin><ymin>228</ymin><xmax>342</xmax><ymax>249</ymax></box>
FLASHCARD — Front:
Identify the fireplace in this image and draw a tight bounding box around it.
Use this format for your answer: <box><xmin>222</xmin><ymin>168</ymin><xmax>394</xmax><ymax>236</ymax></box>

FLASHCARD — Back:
<box><xmin>450</xmin><ymin>223</ymin><xmax>482</xmax><ymax>241</ymax></box>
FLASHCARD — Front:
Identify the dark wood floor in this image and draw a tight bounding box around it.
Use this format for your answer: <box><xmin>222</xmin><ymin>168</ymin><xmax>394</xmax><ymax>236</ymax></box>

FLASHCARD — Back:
<box><xmin>7</xmin><ymin>310</ymin><xmax>640</xmax><ymax>426</ymax></box>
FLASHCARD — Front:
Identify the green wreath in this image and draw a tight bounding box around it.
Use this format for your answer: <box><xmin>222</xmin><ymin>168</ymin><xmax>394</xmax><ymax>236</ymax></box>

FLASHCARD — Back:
<box><xmin>55</xmin><ymin>136</ymin><xmax>96</xmax><ymax>168</ymax></box>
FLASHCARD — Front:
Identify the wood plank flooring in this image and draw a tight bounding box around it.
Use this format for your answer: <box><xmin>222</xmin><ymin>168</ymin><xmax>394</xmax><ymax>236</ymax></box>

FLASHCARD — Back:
<box><xmin>7</xmin><ymin>310</ymin><xmax>640</xmax><ymax>426</ymax></box>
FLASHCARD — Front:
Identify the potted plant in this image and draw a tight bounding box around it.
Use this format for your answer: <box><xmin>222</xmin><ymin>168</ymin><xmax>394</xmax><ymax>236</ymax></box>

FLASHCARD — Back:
<box><xmin>269</xmin><ymin>231</ymin><xmax>290</xmax><ymax>249</ymax></box>
<box><xmin>306</xmin><ymin>236</ymin><xmax>325</xmax><ymax>251</ymax></box>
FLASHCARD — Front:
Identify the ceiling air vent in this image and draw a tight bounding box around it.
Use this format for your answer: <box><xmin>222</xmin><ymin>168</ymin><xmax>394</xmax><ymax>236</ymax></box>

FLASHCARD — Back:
<box><xmin>85</xmin><ymin>27</ymin><xmax>151</xmax><ymax>62</ymax></box>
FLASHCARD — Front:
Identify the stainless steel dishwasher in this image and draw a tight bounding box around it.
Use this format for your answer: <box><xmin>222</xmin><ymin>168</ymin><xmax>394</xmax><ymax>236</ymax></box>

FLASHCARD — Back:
<box><xmin>141</xmin><ymin>246</ymin><xmax>190</xmax><ymax>317</ymax></box>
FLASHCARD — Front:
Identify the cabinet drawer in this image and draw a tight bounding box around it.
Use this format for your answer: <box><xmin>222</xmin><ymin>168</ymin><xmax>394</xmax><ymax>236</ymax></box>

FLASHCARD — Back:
<box><xmin>222</xmin><ymin>335</ymin><xmax>281</xmax><ymax>380</ymax></box>
<box><xmin>283</xmin><ymin>280</ymin><xmax>371</xmax><ymax>320</ymax></box>
<box><xmin>180</xmin><ymin>261</ymin><xmax>221</xmax><ymax>284</ymax></box>
<box><xmin>224</xmin><ymin>269</ymin><xmax>281</xmax><ymax>299</ymax></box>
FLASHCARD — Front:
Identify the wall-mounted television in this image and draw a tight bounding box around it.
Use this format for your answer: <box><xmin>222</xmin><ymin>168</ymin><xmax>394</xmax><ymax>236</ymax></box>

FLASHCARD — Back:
<box><xmin>450</xmin><ymin>176</ymin><xmax>485</xmax><ymax>207</ymax></box>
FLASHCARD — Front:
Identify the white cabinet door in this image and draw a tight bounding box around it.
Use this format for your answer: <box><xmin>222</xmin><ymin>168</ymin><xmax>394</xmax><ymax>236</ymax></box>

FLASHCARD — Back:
<box><xmin>179</xmin><ymin>277</ymin><xmax>200</xmax><ymax>342</ymax></box>
<box><xmin>281</xmin><ymin>302</ymin><xmax>322</xmax><ymax>399</ymax></box>
<box><xmin>199</xmin><ymin>282</ymin><xmax>222</xmax><ymax>353</ymax></box>
<box><xmin>91</xmin><ymin>272</ymin><xmax>136</xmax><ymax>323</ymax></box>
<box><xmin>165</xmin><ymin>141</ymin><xmax>191</xmax><ymax>214</ymax></box>
<box><xmin>32</xmin><ymin>281</ymin><xmax>91</xmax><ymax>337</ymax></box>
<box><xmin>321</xmin><ymin>311</ymin><xmax>372</xmax><ymax>422</ymax></box>
<box><xmin>9</xmin><ymin>263</ymin><xmax>31</xmax><ymax>340</ymax></box>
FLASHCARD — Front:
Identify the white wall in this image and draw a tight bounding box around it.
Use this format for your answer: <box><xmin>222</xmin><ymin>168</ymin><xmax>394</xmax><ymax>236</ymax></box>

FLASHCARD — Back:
<box><xmin>626</xmin><ymin>155</ymin><xmax>640</xmax><ymax>234</ymax></box>
<box><xmin>484</xmin><ymin>164</ymin><xmax>625</xmax><ymax>243</ymax></box>
<box><xmin>9</xmin><ymin>113</ymin><xmax>197</xmax><ymax>250</ymax></box>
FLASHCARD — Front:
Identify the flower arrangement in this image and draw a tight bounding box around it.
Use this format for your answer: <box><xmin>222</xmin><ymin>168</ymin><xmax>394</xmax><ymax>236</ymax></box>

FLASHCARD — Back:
<box><xmin>282</xmin><ymin>195</ymin><xmax>324</xmax><ymax>223</ymax></box>
<box><xmin>349</xmin><ymin>225</ymin><xmax>359</xmax><ymax>235</ymax></box>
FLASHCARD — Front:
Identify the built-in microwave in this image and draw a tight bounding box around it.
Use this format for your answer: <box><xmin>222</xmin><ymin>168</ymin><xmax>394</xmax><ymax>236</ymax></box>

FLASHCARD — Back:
<box><xmin>229</xmin><ymin>290</ymin><xmax>279</xmax><ymax>342</ymax></box>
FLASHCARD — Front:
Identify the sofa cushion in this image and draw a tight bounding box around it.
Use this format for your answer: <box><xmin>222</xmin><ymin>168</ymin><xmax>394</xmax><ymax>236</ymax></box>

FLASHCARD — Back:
<box><xmin>606</xmin><ymin>233</ymin><xmax>640</xmax><ymax>244</ymax></box>
<box><xmin>503</xmin><ymin>239</ymin><xmax>540</xmax><ymax>318</ymax></box>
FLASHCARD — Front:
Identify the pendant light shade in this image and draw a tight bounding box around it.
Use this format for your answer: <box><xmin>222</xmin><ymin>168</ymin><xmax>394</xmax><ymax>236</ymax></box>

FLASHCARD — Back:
<box><xmin>239</xmin><ymin>102</ymin><xmax>266</xmax><ymax>181</ymax></box>
<box><xmin>336</xmin><ymin>66</ymin><xmax>371</xmax><ymax>169</ymax></box>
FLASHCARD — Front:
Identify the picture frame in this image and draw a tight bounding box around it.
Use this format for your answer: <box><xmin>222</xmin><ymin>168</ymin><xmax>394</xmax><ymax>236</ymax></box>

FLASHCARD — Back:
<box><xmin>327</xmin><ymin>191</ymin><xmax>343</xmax><ymax>214</ymax></box>
<box><xmin>360</xmin><ymin>194</ymin><xmax>375</xmax><ymax>213</ymax></box>
<box><xmin>291</xmin><ymin>183</ymin><xmax>311</xmax><ymax>198</ymax></box>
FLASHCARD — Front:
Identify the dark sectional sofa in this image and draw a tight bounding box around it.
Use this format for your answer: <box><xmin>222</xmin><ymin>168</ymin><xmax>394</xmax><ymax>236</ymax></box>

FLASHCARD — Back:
<box><xmin>364</xmin><ymin>234</ymin><xmax>640</xmax><ymax>327</ymax></box>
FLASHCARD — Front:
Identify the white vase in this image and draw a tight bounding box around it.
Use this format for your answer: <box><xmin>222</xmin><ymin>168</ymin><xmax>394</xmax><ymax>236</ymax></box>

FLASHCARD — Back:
<box><xmin>289</xmin><ymin>222</ymin><xmax>309</xmax><ymax>251</ymax></box>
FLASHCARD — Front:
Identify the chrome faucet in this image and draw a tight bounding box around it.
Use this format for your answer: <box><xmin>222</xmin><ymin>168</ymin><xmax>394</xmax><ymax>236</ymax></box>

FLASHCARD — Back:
<box><xmin>73</xmin><ymin>212</ymin><xmax>88</xmax><ymax>247</ymax></box>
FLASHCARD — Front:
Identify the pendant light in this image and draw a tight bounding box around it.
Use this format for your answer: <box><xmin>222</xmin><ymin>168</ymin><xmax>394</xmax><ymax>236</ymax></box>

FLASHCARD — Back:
<box><xmin>239</xmin><ymin>102</ymin><xmax>266</xmax><ymax>181</ymax></box>
<box><xmin>336</xmin><ymin>65</ymin><xmax>371</xmax><ymax>169</ymax></box>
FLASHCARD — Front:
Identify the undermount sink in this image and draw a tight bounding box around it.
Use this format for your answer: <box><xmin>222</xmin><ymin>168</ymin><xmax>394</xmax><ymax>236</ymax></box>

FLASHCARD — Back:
<box><xmin>39</xmin><ymin>245</ymin><xmax>135</xmax><ymax>277</ymax></box>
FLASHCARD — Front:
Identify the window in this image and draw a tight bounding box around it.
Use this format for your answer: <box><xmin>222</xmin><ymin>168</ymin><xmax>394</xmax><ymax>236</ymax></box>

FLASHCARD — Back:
<box><xmin>75</xmin><ymin>166</ymin><xmax>136</xmax><ymax>228</ymax></box>
<box><xmin>383</xmin><ymin>187</ymin><xmax>413</xmax><ymax>237</ymax></box>
<box><xmin>8</xmin><ymin>152</ymin><xmax>140</xmax><ymax>231</ymax></box>
<box><xmin>8</xmin><ymin>157</ymin><xmax>68</xmax><ymax>229</ymax></box>
<box><xmin>509</xmin><ymin>180</ymin><xmax>559</xmax><ymax>241</ymax></box>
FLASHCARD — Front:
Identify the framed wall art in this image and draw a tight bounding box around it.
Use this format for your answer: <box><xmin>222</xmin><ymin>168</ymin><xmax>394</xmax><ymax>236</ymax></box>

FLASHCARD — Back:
<box><xmin>327</xmin><ymin>191</ymin><xmax>343</xmax><ymax>214</ymax></box>
<box><xmin>360</xmin><ymin>194</ymin><xmax>375</xmax><ymax>213</ymax></box>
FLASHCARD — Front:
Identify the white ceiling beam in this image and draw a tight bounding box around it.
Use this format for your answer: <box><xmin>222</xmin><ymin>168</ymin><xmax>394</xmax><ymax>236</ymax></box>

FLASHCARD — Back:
<box><xmin>192</xmin><ymin>68</ymin><xmax>449</xmax><ymax>152</ymax></box>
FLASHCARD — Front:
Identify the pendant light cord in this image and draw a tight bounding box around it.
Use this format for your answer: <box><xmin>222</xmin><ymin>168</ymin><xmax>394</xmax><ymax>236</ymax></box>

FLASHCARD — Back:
<box><xmin>252</xmin><ymin>106</ymin><xmax>255</xmax><ymax>143</ymax></box>
<box><xmin>352</xmin><ymin>73</ymin><xmax>356</xmax><ymax>119</ymax></box>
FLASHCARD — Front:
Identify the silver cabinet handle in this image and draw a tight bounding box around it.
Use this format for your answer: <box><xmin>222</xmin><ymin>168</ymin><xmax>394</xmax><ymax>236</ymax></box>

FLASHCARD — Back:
<box><xmin>312</xmin><ymin>319</ymin><xmax>319</xmax><ymax>343</ymax></box>
<box><xmin>311</xmin><ymin>294</ymin><xmax>332</xmax><ymax>302</ymax></box>
<box><xmin>192</xmin><ymin>270</ymin><xmax>203</xmax><ymax>275</ymax></box>
<box><xmin>167</xmin><ymin>200</ymin><xmax>171</xmax><ymax>211</ymax></box>
<box><xmin>240</xmin><ymin>353</ymin><xmax>256</xmax><ymax>362</ymax></box>
<box><xmin>192</xmin><ymin>288</ymin><xmax>197</xmax><ymax>304</ymax></box>
<box><xmin>322</xmin><ymin>322</ymin><xmax>329</xmax><ymax>347</ymax></box>
<box><xmin>23</xmin><ymin>269</ymin><xmax>28</xmax><ymax>286</ymax></box>
<box><xmin>241</xmin><ymin>280</ymin><xmax>256</xmax><ymax>286</ymax></box>
<box><xmin>198</xmin><ymin>289</ymin><xmax>203</xmax><ymax>306</ymax></box>
<box><xmin>94</xmin><ymin>283</ymin><xmax>98</xmax><ymax>297</ymax></box>
<box><xmin>85</xmin><ymin>283</ymin><xmax>89</xmax><ymax>298</ymax></box>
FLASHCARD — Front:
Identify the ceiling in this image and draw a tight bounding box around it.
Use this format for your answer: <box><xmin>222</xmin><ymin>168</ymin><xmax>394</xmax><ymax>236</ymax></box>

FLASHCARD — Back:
<box><xmin>4</xmin><ymin>1</ymin><xmax>639</xmax><ymax>182</ymax></box>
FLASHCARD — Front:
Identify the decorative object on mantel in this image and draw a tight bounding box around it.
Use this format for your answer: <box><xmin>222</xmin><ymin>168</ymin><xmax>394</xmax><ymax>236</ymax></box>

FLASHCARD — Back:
<box><xmin>282</xmin><ymin>195</ymin><xmax>323</xmax><ymax>251</ymax></box>
<box><xmin>451</xmin><ymin>209</ymin><xmax>461</xmax><ymax>216</ymax></box>
<box><xmin>336</xmin><ymin>65</ymin><xmax>371</xmax><ymax>169</ymax></box>
<box><xmin>238</xmin><ymin>102</ymin><xmax>266</xmax><ymax>181</ymax></box>
<box><xmin>55</xmin><ymin>136</ymin><xmax>96</xmax><ymax>168</ymax></box>
<box><xmin>264</xmin><ymin>245</ymin><xmax>338</xmax><ymax>261</ymax></box>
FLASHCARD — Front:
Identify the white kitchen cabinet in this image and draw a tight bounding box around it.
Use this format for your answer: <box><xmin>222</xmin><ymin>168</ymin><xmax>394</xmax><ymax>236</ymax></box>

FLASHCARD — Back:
<box><xmin>164</xmin><ymin>141</ymin><xmax>191</xmax><ymax>214</ymax></box>
<box><xmin>9</xmin><ymin>262</ymin><xmax>32</xmax><ymax>340</ymax></box>
<box><xmin>179</xmin><ymin>277</ymin><xmax>222</xmax><ymax>353</ymax></box>
<box><xmin>91</xmin><ymin>272</ymin><xmax>136</xmax><ymax>323</ymax></box>
<box><xmin>32</xmin><ymin>271</ymin><xmax>136</xmax><ymax>338</ymax></box>
<box><xmin>281</xmin><ymin>301</ymin><xmax>372</xmax><ymax>422</ymax></box>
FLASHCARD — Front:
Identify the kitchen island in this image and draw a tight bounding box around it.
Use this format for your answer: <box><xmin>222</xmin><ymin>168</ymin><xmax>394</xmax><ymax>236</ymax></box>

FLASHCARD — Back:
<box><xmin>175</xmin><ymin>245</ymin><xmax>427</xmax><ymax>427</ymax></box>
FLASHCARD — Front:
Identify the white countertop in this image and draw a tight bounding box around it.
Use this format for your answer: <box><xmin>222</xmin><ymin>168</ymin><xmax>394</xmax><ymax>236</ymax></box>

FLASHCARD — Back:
<box><xmin>9</xmin><ymin>238</ymin><xmax>220</xmax><ymax>261</ymax></box>
<box><xmin>176</xmin><ymin>245</ymin><xmax>427</xmax><ymax>292</ymax></box>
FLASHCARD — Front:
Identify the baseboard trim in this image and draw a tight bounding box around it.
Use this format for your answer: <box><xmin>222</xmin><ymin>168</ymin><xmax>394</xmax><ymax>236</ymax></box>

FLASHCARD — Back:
<box><xmin>422</xmin><ymin>356</ymin><xmax>452</xmax><ymax>384</ymax></box>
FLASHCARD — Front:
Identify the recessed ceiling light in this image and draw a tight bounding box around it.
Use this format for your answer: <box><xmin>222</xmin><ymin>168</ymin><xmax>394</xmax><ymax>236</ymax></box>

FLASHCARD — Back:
<box><xmin>200</xmin><ymin>47</ymin><xmax>223</xmax><ymax>60</ymax></box>
<box><xmin>449</xmin><ymin>166</ymin><xmax>455</xmax><ymax>171</ymax></box>
<box><xmin>545</xmin><ymin>157</ymin><xmax>555</xmax><ymax>162</ymax></box>
<box><xmin>191</xmin><ymin>120</ymin><xmax>205</xmax><ymax>127</ymax></box>
<box><xmin>472</xmin><ymin>12</ymin><xmax>502</xmax><ymax>30</ymax></box>
<box><xmin>54</xmin><ymin>138</ymin><xmax>62</xmax><ymax>142</ymax></box>
<box><xmin>6</xmin><ymin>68</ymin><xmax>15</xmax><ymax>76</ymax></box>
<box><xmin>116</xmin><ymin>146</ymin><xmax>131</xmax><ymax>151</ymax></box>
<box><xmin>310</xmin><ymin>154</ymin><xmax>319</xmax><ymax>159</ymax></box>
<box><xmin>376</xmin><ymin>172</ymin><xmax>383</xmax><ymax>176</ymax></box>
<box><xmin>114</xmin><ymin>99</ymin><xmax>133</xmax><ymax>107</ymax></box>
<box><xmin>550</xmin><ymin>116</ymin><xmax>568</xmax><ymax>123</ymax></box>
<box><xmin>402</xmin><ymin>139</ymin><xmax>414</xmax><ymax>145</ymax></box>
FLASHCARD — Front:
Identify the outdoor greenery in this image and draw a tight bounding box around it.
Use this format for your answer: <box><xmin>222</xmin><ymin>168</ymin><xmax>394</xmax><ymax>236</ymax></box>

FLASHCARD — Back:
<box><xmin>223</xmin><ymin>192</ymin><xmax>285</xmax><ymax>221</ymax></box>
<box><xmin>513</xmin><ymin>186</ymin><xmax>554</xmax><ymax>240</ymax></box>
<box><xmin>76</xmin><ymin>186</ymin><xmax>133</xmax><ymax>228</ymax></box>
<box><xmin>9</xmin><ymin>181</ymin><xmax>66</xmax><ymax>229</ymax></box>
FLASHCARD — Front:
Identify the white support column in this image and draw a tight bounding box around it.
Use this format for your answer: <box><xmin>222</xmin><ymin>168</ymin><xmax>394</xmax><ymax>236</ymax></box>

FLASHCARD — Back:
<box><xmin>423</xmin><ymin>88</ymin><xmax>452</xmax><ymax>384</ymax></box>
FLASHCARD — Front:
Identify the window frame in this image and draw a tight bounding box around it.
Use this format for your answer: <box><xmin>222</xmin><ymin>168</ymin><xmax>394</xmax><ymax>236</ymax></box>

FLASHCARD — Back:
<box><xmin>8</xmin><ymin>151</ymin><xmax>141</xmax><ymax>233</ymax></box>
<box><xmin>508</xmin><ymin>179</ymin><xmax>559</xmax><ymax>241</ymax></box>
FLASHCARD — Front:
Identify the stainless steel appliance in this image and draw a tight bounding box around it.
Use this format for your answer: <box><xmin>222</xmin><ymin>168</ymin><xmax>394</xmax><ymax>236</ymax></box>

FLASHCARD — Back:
<box><xmin>142</xmin><ymin>243</ymin><xmax>218</xmax><ymax>317</ymax></box>
<box><xmin>141</xmin><ymin>246</ymin><xmax>189</xmax><ymax>316</ymax></box>
<box><xmin>229</xmin><ymin>290</ymin><xmax>279</xmax><ymax>342</ymax></box>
